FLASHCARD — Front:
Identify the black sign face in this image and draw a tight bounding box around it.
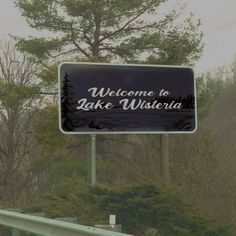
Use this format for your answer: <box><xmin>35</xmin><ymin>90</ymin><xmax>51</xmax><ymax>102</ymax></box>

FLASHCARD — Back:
<box><xmin>59</xmin><ymin>63</ymin><xmax>196</xmax><ymax>134</ymax></box>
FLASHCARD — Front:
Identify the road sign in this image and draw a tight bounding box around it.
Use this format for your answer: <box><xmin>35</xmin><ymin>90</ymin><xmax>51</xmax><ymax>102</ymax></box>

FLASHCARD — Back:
<box><xmin>59</xmin><ymin>63</ymin><xmax>196</xmax><ymax>134</ymax></box>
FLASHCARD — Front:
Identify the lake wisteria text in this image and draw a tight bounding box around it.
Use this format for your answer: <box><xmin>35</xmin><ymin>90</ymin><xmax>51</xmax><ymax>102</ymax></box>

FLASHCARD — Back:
<box><xmin>76</xmin><ymin>87</ymin><xmax>183</xmax><ymax>111</ymax></box>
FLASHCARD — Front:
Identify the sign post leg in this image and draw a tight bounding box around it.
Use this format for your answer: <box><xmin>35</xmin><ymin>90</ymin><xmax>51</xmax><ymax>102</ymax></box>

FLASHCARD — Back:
<box><xmin>88</xmin><ymin>134</ymin><xmax>96</xmax><ymax>186</ymax></box>
<box><xmin>87</xmin><ymin>135</ymin><xmax>90</xmax><ymax>183</ymax></box>
<box><xmin>160</xmin><ymin>134</ymin><xmax>169</xmax><ymax>183</ymax></box>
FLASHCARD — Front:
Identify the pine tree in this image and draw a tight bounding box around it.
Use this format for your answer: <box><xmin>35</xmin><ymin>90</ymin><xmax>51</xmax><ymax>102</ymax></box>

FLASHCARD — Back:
<box><xmin>16</xmin><ymin>0</ymin><xmax>203</xmax><ymax>67</ymax></box>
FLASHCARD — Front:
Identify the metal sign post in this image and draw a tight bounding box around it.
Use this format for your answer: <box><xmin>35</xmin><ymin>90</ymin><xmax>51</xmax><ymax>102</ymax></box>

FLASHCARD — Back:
<box><xmin>88</xmin><ymin>134</ymin><xmax>96</xmax><ymax>185</ymax></box>
<box><xmin>160</xmin><ymin>134</ymin><xmax>169</xmax><ymax>183</ymax></box>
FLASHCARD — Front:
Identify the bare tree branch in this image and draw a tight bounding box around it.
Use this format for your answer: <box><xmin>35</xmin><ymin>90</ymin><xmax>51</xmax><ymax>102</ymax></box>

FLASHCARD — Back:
<box><xmin>99</xmin><ymin>2</ymin><xmax>156</xmax><ymax>43</ymax></box>
<box><xmin>0</xmin><ymin>38</ymin><xmax>40</xmax><ymax>204</ymax></box>
<box><xmin>69</xmin><ymin>23</ymin><xmax>91</xmax><ymax>58</ymax></box>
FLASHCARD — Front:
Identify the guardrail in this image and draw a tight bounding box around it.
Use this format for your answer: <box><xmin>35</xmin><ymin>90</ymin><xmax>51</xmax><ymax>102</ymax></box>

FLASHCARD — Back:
<box><xmin>0</xmin><ymin>210</ymin><xmax>133</xmax><ymax>236</ymax></box>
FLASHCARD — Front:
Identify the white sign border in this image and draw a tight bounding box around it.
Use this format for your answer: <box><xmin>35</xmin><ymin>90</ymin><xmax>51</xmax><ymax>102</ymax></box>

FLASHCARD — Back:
<box><xmin>58</xmin><ymin>62</ymin><xmax>197</xmax><ymax>135</ymax></box>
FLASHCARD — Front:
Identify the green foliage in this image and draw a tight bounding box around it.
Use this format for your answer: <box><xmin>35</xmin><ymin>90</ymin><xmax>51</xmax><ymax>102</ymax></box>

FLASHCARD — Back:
<box><xmin>25</xmin><ymin>182</ymin><xmax>231</xmax><ymax>236</ymax></box>
<box><xmin>25</xmin><ymin>178</ymin><xmax>94</xmax><ymax>221</ymax></box>
<box><xmin>196</xmin><ymin>75</ymin><xmax>213</xmax><ymax>119</ymax></box>
<box><xmin>0</xmin><ymin>81</ymin><xmax>40</xmax><ymax>107</ymax></box>
<box><xmin>196</xmin><ymin>66</ymin><xmax>233</xmax><ymax>119</ymax></box>
<box><xmin>17</xmin><ymin>37</ymin><xmax>65</xmax><ymax>60</ymax></box>
<box><xmin>33</xmin><ymin>105</ymin><xmax>68</xmax><ymax>152</ymax></box>
<box><xmin>145</xmin><ymin>228</ymin><xmax>162</xmax><ymax>236</ymax></box>
<box><xmin>37</xmin><ymin>63</ymin><xmax>58</xmax><ymax>86</ymax></box>
<box><xmin>85</xmin><ymin>183</ymin><xmax>230</xmax><ymax>235</ymax></box>
<box><xmin>145</xmin><ymin>18</ymin><xmax>203</xmax><ymax>65</ymax></box>
<box><xmin>31</xmin><ymin>104</ymin><xmax>87</xmax><ymax>186</ymax></box>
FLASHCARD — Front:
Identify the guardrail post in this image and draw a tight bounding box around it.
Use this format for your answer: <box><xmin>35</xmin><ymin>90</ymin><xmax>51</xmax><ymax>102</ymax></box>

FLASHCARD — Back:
<box><xmin>95</xmin><ymin>214</ymin><xmax>122</xmax><ymax>233</ymax></box>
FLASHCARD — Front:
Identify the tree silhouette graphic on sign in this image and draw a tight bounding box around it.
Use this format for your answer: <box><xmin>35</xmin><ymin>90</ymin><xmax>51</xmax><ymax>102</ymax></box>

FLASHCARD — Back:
<box><xmin>61</xmin><ymin>73</ymin><xmax>77</xmax><ymax>131</ymax></box>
